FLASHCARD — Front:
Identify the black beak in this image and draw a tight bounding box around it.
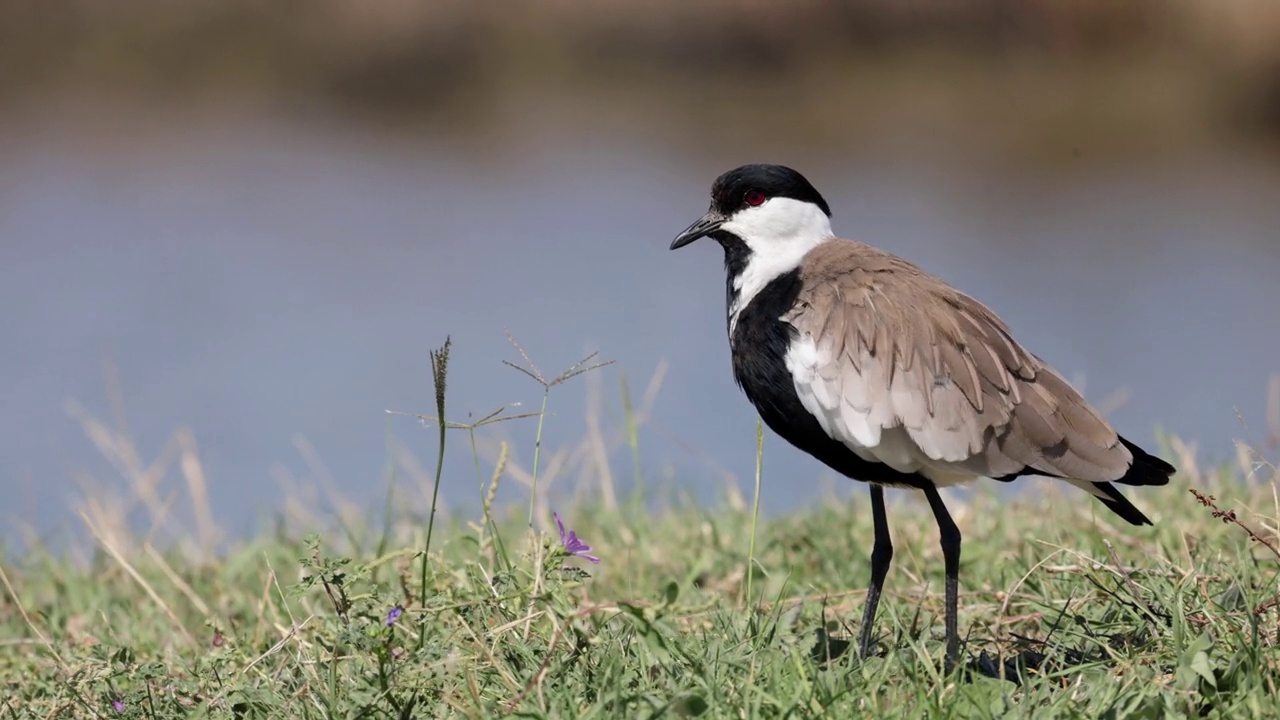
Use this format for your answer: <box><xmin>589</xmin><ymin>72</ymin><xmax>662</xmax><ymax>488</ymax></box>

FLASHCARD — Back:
<box><xmin>670</xmin><ymin>209</ymin><xmax>725</xmax><ymax>250</ymax></box>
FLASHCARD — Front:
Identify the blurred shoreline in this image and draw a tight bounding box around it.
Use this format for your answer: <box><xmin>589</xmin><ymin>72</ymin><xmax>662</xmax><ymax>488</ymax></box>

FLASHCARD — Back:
<box><xmin>3</xmin><ymin>1</ymin><xmax>1279</xmax><ymax>164</ymax></box>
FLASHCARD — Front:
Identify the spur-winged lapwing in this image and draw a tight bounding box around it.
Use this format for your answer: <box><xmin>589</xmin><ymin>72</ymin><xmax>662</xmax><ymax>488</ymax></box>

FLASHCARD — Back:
<box><xmin>670</xmin><ymin>163</ymin><xmax>1174</xmax><ymax>670</ymax></box>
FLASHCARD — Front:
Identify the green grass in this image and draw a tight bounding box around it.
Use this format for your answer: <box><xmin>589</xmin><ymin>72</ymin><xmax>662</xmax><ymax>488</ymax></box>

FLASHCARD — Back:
<box><xmin>3</xmin><ymin>345</ymin><xmax>1279</xmax><ymax>718</ymax></box>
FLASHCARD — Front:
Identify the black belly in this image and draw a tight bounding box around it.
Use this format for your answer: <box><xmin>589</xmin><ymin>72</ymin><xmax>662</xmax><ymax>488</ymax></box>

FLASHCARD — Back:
<box><xmin>729</xmin><ymin>269</ymin><xmax>931</xmax><ymax>490</ymax></box>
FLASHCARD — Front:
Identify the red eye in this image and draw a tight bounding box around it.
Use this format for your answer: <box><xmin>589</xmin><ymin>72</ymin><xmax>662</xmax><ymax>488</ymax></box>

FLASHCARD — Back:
<box><xmin>745</xmin><ymin>190</ymin><xmax>766</xmax><ymax>207</ymax></box>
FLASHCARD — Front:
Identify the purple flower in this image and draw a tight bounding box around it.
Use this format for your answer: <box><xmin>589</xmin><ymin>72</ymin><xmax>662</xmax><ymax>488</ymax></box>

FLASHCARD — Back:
<box><xmin>554</xmin><ymin>511</ymin><xmax>600</xmax><ymax>564</ymax></box>
<box><xmin>385</xmin><ymin>606</ymin><xmax>404</xmax><ymax>627</ymax></box>
<box><xmin>112</xmin><ymin>699</ymin><xmax>125</xmax><ymax>712</ymax></box>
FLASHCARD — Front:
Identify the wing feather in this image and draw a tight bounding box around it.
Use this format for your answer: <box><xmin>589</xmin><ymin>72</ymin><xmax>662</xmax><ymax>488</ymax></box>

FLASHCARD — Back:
<box><xmin>784</xmin><ymin>239</ymin><xmax>1133</xmax><ymax>486</ymax></box>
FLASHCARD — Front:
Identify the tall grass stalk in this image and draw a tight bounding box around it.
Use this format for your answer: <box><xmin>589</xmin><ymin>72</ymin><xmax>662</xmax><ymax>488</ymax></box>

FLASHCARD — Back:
<box><xmin>745</xmin><ymin>417</ymin><xmax>764</xmax><ymax>615</ymax></box>
<box><xmin>469</xmin><ymin>424</ymin><xmax>509</xmax><ymax>569</ymax></box>
<box><xmin>500</xmin><ymin>332</ymin><xmax>613</xmax><ymax>529</ymax></box>
<box><xmin>419</xmin><ymin>337</ymin><xmax>451</xmax><ymax>633</ymax></box>
<box><xmin>621</xmin><ymin>374</ymin><xmax>644</xmax><ymax>509</ymax></box>
<box><xmin>375</xmin><ymin>417</ymin><xmax>397</xmax><ymax>569</ymax></box>
<box><xmin>386</xmin><ymin>396</ymin><xmax>537</xmax><ymax>573</ymax></box>
<box><xmin>526</xmin><ymin>388</ymin><xmax>551</xmax><ymax>528</ymax></box>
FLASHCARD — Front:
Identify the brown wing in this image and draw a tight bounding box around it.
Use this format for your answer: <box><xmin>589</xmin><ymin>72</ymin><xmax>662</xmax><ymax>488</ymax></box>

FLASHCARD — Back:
<box><xmin>784</xmin><ymin>239</ymin><xmax>1132</xmax><ymax>484</ymax></box>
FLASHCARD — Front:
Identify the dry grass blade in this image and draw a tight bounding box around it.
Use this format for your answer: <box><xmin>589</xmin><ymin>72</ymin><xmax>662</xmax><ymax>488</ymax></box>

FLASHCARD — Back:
<box><xmin>995</xmin><ymin>548</ymin><xmax>1068</xmax><ymax>639</ymax></box>
<box><xmin>0</xmin><ymin>563</ymin><xmax>66</xmax><ymax>671</ymax></box>
<box><xmin>502</xmin><ymin>360</ymin><xmax>546</xmax><ymax>386</ymax></box>
<box><xmin>1095</xmin><ymin>385</ymin><xmax>1133</xmax><ymax>417</ymax></box>
<box><xmin>177</xmin><ymin>428</ymin><xmax>218</xmax><ymax>559</ymax></box>
<box><xmin>504</xmin><ymin>330</ymin><xmax>545</xmax><ymax>384</ymax></box>
<box><xmin>549</xmin><ymin>352</ymin><xmax>615</xmax><ymax>387</ymax></box>
<box><xmin>241</xmin><ymin>615</ymin><xmax>314</xmax><ymax>676</ymax></box>
<box><xmin>475</xmin><ymin>403</ymin><xmax>532</xmax><ymax>426</ymax></box>
<box><xmin>386</xmin><ymin>408</ymin><xmax>542</xmax><ymax>430</ymax></box>
<box><xmin>1267</xmin><ymin>372</ymin><xmax>1280</xmax><ymax>451</ymax></box>
<box><xmin>1103</xmin><ymin>539</ymin><xmax>1156</xmax><ymax>620</ymax></box>
<box><xmin>79</xmin><ymin>511</ymin><xmax>197</xmax><ymax>647</ymax></box>
<box><xmin>144</xmin><ymin>544</ymin><xmax>211</xmax><ymax>617</ymax></box>
<box><xmin>502</xmin><ymin>331</ymin><xmax>614</xmax><ymax>389</ymax></box>
<box><xmin>65</xmin><ymin>400</ymin><xmax>182</xmax><ymax>534</ymax></box>
<box><xmin>1189</xmin><ymin>489</ymin><xmax>1280</xmax><ymax>562</ymax></box>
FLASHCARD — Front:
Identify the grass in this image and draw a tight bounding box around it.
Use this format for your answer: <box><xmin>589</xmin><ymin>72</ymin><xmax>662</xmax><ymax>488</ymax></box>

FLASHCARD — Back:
<box><xmin>2</xmin><ymin>341</ymin><xmax>1279</xmax><ymax>719</ymax></box>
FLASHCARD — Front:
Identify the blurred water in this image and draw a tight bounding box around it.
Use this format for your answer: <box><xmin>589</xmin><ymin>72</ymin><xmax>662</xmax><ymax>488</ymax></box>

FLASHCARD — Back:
<box><xmin>2</xmin><ymin>110</ymin><xmax>1278</xmax><ymax>544</ymax></box>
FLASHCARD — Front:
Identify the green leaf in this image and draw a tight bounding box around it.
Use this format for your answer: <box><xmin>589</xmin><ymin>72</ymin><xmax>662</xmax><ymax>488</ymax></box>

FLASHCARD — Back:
<box><xmin>662</xmin><ymin>580</ymin><xmax>679</xmax><ymax>606</ymax></box>
<box><xmin>1176</xmin><ymin>630</ymin><xmax>1217</xmax><ymax>691</ymax></box>
<box><xmin>1190</xmin><ymin>650</ymin><xmax>1217</xmax><ymax>689</ymax></box>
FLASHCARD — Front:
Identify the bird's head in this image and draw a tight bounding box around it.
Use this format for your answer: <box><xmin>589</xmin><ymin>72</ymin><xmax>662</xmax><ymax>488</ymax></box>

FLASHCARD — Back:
<box><xmin>670</xmin><ymin>164</ymin><xmax>837</xmax><ymax>332</ymax></box>
<box><xmin>670</xmin><ymin>163</ymin><xmax>834</xmax><ymax>257</ymax></box>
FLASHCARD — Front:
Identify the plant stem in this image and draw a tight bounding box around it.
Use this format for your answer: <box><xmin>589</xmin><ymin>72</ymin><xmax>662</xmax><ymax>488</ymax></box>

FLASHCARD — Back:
<box><xmin>422</xmin><ymin>401</ymin><xmax>447</xmax><ymax>569</ymax></box>
<box><xmin>526</xmin><ymin>388</ymin><xmax>550</xmax><ymax>528</ymax></box>
<box><xmin>471</xmin><ymin>426</ymin><xmax>508</xmax><ymax>570</ymax></box>
<box><xmin>745</xmin><ymin>417</ymin><xmax>764</xmax><ymax>614</ymax></box>
<box><xmin>621</xmin><ymin>374</ymin><xmax>644</xmax><ymax>509</ymax></box>
<box><xmin>375</xmin><ymin>417</ymin><xmax>397</xmax><ymax>571</ymax></box>
<box><xmin>420</xmin><ymin>338</ymin><xmax>451</xmax><ymax>647</ymax></box>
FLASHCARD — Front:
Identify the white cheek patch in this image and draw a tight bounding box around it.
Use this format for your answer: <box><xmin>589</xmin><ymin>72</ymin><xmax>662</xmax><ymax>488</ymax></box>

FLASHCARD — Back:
<box><xmin>725</xmin><ymin>197</ymin><xmax>834</xmax><ymax>334</ymax></box>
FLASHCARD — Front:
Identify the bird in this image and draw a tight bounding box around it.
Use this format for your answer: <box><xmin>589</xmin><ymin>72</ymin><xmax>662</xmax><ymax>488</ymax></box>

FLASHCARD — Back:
<box><xmin>668</xmin><ymin>163</ymin><xmax>1175</xmax><ymax>671</ymax></box>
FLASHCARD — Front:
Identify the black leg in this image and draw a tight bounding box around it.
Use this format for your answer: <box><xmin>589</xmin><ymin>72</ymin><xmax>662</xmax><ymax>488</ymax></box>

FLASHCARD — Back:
<box><xmin>858</xmin><ymin>484</ymin><xmax>893</xmax><ymax>659</ymax></box>
<box><xmin>922</xmin><ymin>487</ymin><xmax>961</xmax><ymax>672</ymax></box>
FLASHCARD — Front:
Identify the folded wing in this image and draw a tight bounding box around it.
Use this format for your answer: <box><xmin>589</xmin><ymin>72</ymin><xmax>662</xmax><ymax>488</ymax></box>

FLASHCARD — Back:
<box><xmin>784</xmin><ymin>240</ymin><xmax>1133</xmax><ymax>487</ymax></box>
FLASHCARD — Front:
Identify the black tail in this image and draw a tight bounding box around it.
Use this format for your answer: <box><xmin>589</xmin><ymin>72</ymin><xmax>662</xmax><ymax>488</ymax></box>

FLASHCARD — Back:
<box><xmin>1091</xmin><ymin>436</ymin><xmax>1175</xmax><ymax>526</ymax></box>
<box><xmin>1093</xmin><ymin>481</ymin><xmax>1155</xmax><ymax>526</ymax></box>
<box><xmin>1115</xmin><ymin>437</ymin><xmax>1176</xmax><ymax>487</ymax></box>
